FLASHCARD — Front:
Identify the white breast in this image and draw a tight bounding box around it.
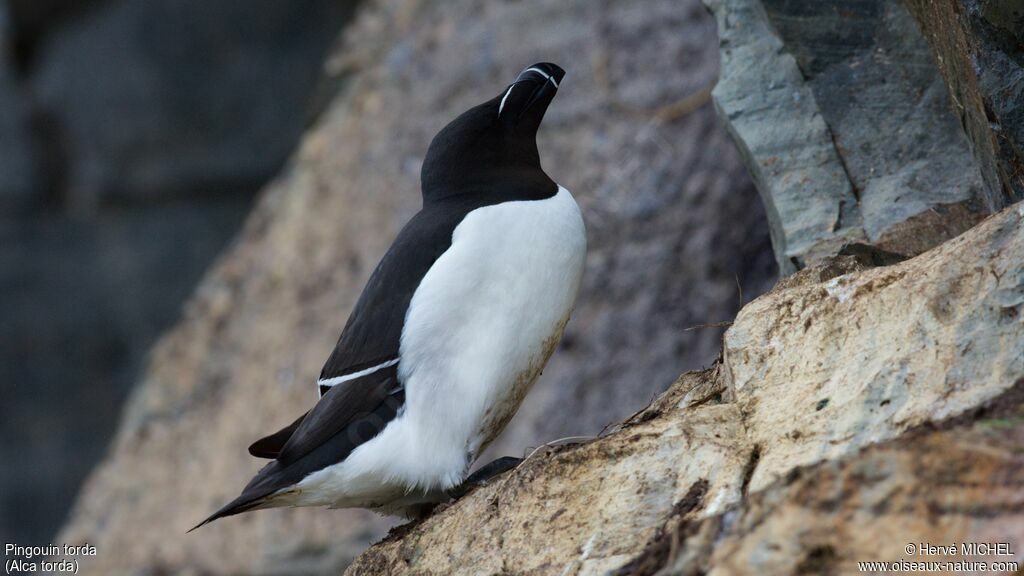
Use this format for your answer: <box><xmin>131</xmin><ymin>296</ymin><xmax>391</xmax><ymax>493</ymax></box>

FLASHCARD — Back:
<box><xmin>290</xmin><ymin>186</ymin><xmax>586</xmax><ymax>508</ymax></box>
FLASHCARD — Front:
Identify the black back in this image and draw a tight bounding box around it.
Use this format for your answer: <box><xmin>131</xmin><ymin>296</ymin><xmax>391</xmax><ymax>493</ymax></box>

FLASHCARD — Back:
<box><xmin>318</xmin><ymin>62</ymin><xmax>567</xmax><ymax>386</ymax></box>
<box><xmin>195</xmin><ymin>63</ymin><xmax>567</xmax><ymax>528</ymax></box>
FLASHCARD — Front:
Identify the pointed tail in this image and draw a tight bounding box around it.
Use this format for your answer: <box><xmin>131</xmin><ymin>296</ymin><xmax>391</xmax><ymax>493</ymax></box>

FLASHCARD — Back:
<box><xmin>188</xmin><ymin>493</ymin><xmax>268</xmax><ymax>532</ymax></box>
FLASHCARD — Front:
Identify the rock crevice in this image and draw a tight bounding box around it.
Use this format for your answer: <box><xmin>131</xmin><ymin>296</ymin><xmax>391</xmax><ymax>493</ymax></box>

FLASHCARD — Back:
<box><xmin>706</xmin><ymin>0</ymin><xmax>1004</xmax><ymax>274</ymax></box>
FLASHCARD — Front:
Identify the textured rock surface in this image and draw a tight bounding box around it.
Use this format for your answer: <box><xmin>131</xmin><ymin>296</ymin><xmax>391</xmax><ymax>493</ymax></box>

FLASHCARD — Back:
<box><xmin>353</xmin><ymin>381</ymin><xmax>748</xmax><ymax>576</ymax></box>
<box><xmin>54</xmin><ymin>0</ymin><xmax>775</xmax><ymax>573</ymax></box>
<box><xmin>348</xmin><ymin>203</ymin><xmax>1024</xmax><ymax>575</ymax></box>
<box><xmin>905</xmin><ymin>0</ymin><xmax>1024</xmax><ymax>204</ymax></box>
<box><xmin>706</xmin><ymin>0</ymin><xmax>1001</xmax><ymax>274</ymax></box>
<box><xmin>726</xmin><ymin>203</ymin><xmax>1024</xmax><ymax>491</ymax></box>
<box><xmin>654</xmin><ymin>386</ymin><xmax>1024</xmax><ymax>575</ymax></box>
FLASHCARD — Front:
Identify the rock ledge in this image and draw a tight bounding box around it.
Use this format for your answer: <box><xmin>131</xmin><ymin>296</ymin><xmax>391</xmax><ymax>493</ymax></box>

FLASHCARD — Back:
<box><xmin>348</xmin><ymin>204</ymin><xmax>1024</xmax><ymax>575</ymax></box>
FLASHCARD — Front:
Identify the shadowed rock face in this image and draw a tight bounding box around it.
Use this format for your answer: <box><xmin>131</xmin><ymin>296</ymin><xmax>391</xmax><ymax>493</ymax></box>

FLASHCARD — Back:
<box><xmin>705</xmin><ymin>0</ymin><xmax>1006</xmax><ymax>274</ymax></box>
<box><xmin>54</xmin><ymin>0</ymin><xmax>775</xmax><ymax>573</ymax></box>
<box><xmin>347</xmin><ymin>202</ymin><xmax>1024</xmax><ymax>575</ymax></box>
<box><xmin>0</xmin><ymin>0</ymin><xmax>361</xmax><ymax>547</ymax></box>
<box><xmin>904</xmin><ymin>0</ymin><xmax>1024</xmax><ymax>206</ymax></box>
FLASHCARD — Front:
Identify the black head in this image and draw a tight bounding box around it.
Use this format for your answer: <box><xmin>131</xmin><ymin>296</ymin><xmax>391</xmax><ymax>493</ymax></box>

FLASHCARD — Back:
<box><xmin>421</xmin><ymin>62</ymin><xmax>565</xmax><ymax>203</ymax></box>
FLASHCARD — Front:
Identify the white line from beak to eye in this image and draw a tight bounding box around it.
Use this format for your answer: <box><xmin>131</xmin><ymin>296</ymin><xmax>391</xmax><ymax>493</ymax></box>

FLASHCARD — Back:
<box><xmin>522</xmin><ymin>67</ymin><xmax>559</xmax><ymax>88</ymax></box>
<box><xmin>497</xmin><ymin>68</ymin><xmax>559</xmax><ymax>117</ymax></box>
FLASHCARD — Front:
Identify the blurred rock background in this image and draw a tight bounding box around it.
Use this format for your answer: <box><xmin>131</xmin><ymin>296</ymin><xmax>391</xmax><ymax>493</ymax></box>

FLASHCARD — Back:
<box><xmin>0</xmin><ymin>0</ymin><xmax>359</xmax><ymax>545</ymax></box>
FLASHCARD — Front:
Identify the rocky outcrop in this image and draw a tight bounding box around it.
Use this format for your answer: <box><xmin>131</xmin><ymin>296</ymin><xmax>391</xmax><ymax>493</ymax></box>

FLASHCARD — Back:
<box><xmin>705</xmin><ymin>0</ymin><xmax>1008</xmax><ymax>274</ymax></box>
<box><xmin>348</xmin><ymin>202</ymin><xmax>1024</xmax><ymax>574</ymax></box>
<box><xmin>904</xmin><ymin>0</ymin><xmax>1024</xmax><ymax>204</ymax></box>
<box><xmin>690</xmin><ymin>399</ymin><xmax>1024</xmax><ymax>575</ymax></box>
<box><xmin>54</xmin><ymin>0</ymin><xmax>774</xmax><ymax>572</ymax></box>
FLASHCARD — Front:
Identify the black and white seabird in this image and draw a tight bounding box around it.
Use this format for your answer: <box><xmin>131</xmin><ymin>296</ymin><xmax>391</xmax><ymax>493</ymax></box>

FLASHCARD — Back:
<box><xmin>194</xmin><ymin>62</ymin><xmax>585</xmax><ymax>528</ymax></box>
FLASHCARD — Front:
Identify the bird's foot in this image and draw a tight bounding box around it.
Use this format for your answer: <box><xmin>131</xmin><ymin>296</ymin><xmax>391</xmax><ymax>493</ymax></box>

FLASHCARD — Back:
<box><xmin>448</xmin><ymin>456</ymin><xmax>523</xmax><ymax>500</ymax></box>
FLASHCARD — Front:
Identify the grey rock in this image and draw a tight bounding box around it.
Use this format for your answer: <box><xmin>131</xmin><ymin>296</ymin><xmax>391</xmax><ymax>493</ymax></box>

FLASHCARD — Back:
<box><xmin>30</xmin><ymin>0</ymin><xmax>358</xmax><ymax>207</ymax></box>
<box><xmin>0</xmin><ymin>200</ymin><xmax>251</xmax><ymax>546</ymax></box>
<box><xmin>4</xmin><ymin>0</ymin><xmax>111</xmax><ymax>71</ymax></box>
<box><xmin>905</xmin><ymin>0</ymin><xmax>1024</xmax><ymax>205</ymax></box>
<box><xmin>0</xmin><ymin>51</ymin><xmax>35</xmax><ymax>208</ymax></box>
<box><xmin>706</xmin><ymin>0</ymin><xmax>996</xmax><ymax>274</ymax></box>
<box><xmin>0</xmin><ymin>0</ymin><xmax>361</xmax><ymax>547</ymax></box>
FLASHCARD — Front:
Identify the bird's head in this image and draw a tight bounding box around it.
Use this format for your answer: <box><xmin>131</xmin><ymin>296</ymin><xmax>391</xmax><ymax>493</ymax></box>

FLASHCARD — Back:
<box><xmin>420</xmin><ymin>62</ymin><xmax>565</xmax><ymax>203</ymax></box>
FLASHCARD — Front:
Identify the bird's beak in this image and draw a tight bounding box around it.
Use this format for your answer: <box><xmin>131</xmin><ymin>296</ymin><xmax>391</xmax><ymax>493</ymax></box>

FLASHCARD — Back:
<box><xmin>497</xmin><ymin>62</ymin><xmax>566</xmax><ymax>130</ymax></box>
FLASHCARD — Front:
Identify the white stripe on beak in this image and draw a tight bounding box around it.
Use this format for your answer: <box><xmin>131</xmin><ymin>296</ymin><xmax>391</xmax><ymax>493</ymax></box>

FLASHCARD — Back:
<box><xmin>522</xmin><ymin>66</ymin><xmax>559</xmax><ymax>88</ymax></box>
<box><xmin>497</xmin><ymin>68</ymin><xmax>559</xmax><ymax>118</ymax></box>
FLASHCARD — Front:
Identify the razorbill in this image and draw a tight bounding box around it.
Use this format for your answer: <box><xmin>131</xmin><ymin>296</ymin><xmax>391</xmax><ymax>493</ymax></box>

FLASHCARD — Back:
<box><xmin>194</xmin><ymin>62</ymin><xmax>585</xmax><ymax>528</ymax></box>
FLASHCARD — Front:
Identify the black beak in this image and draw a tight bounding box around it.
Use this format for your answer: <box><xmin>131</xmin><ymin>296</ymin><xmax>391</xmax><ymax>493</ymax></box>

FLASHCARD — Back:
<box><xmin>497</xmin><ymin>62</ymin><xmax>565</xmax><ymax>129</ymax></box>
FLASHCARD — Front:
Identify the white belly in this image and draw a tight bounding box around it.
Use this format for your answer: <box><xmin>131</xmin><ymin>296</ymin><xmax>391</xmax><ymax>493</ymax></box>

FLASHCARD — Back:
<box><xmin>289</xmin><ymin>186</ymin><xmax>586</xmax><ymax>510</ymax></box>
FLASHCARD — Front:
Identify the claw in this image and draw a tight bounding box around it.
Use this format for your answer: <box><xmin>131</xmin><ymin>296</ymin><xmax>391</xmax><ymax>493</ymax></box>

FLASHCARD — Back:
<box><xmin>449</xmin><ymin>456</ymin><xmax>523</xmax><ymax>500</ymax></box>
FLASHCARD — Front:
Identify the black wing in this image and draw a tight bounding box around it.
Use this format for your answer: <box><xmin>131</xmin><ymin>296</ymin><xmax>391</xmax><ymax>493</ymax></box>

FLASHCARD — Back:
<box><xmin>194</xmin><ymin>206</ymin><xmax>468</xmax><ymax>529</ymax></box>
<box><xmin>277</xmin><ymin>205</ymin><xmax>467</xmax><ymax>455</ymax></box>
<box><xmin>247</xmin><ymin>411</ymin><xmax>306</xmax><ymax>458</ymax></box>
<box><xmin>247</xmin><ymin>205</ymin><xmax>463</xmax><ymax>462</ymax></box>
<box><xmin>316</xmin><ymin>206</ymin><xmax>466</xmax><ymax>394</ymax></box>
<box><xmin>194</xmin><ymin>366</ymin><xmax>404</xmax><ymax>529</ymax></box>
<box><xmin>318</xmin><ymin>189</ymin><xmax>542</xmax><ymax>394</ymax></box>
